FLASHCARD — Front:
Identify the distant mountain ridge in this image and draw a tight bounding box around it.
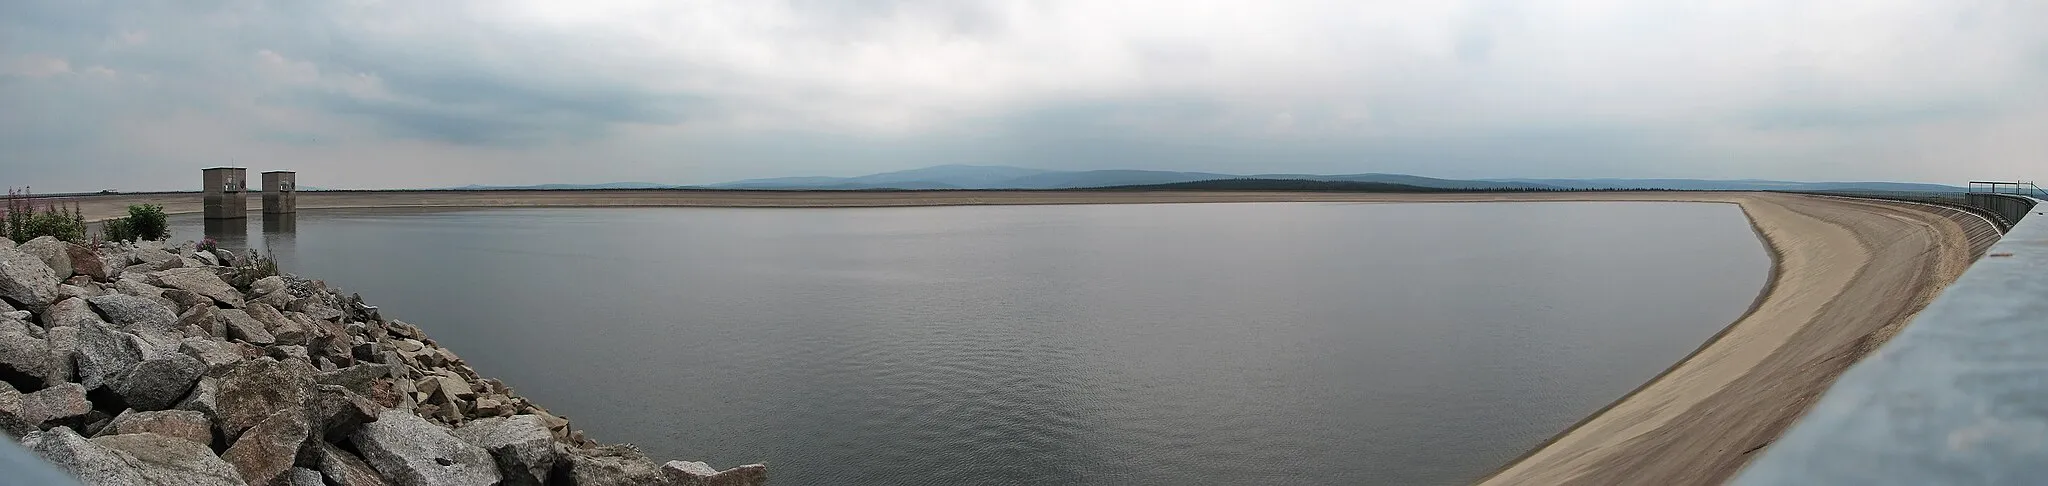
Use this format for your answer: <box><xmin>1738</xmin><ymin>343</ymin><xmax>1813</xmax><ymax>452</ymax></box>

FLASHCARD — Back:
<box><xmin>431</xmin><ymin>165</ymin><xmax>1963</xmax><ymax>193</ymax></box>
<box><xmin>706</xmin><ymin>165</ymin><xmax>1963</xmax><ymax>193</ymax></box>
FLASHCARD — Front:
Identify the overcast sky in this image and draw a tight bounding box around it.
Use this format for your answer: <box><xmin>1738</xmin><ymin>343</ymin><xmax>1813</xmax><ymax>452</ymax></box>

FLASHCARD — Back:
<box><xmin>3</xmin><ymin>1</ymin><xmax>2044</xmax><ymax>191</ymax></box>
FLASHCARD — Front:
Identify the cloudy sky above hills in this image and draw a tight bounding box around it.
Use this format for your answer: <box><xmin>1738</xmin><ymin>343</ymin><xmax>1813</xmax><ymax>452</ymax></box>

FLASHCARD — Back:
<box><xmin>4</xmin><ymin>0</ymin><xmax>2045</xmax><ymax>191</ymax></box>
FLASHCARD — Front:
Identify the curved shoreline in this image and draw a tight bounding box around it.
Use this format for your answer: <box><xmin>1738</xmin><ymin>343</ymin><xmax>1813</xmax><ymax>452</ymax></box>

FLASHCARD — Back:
<box><xmin>57</xmin><ymin>189</ymin><xmax>1999</xmax><ymax>482</ymax></box>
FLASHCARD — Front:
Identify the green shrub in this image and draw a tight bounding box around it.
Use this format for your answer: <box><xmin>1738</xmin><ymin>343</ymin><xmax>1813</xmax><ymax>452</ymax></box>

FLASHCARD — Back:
<box><xmin>3</xmin><ymin>191</ymin><xmax>87</xmax><ymax>243</ymax></box>
<box><xmin>124</xmin><ymin>204</ymin><xmax>169</xmax><ymax>240</ymax></box>
<box><xmin>100</xmin><ymin>218</ymin><xmax>136</xmax><ymax>243</ymax></box>
<box><xmin>18</xmin><ymin>209</ymin><xmax>87</xmax><ymax>243</ymax></box>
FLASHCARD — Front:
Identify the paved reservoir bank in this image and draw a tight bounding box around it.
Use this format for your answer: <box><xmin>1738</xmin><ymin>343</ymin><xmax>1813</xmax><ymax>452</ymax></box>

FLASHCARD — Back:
<box><xmin>37</xmin><ymin>189</ymin><xmax>2006</xmax><ymax>483</ymax></box>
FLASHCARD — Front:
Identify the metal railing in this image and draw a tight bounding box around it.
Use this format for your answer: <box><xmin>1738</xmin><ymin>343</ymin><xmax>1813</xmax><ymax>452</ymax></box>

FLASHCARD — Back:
<box><xmin>1967</xmin><ymin>180</ymin><xmax>2047</xmax><ymax>197</ymax></box>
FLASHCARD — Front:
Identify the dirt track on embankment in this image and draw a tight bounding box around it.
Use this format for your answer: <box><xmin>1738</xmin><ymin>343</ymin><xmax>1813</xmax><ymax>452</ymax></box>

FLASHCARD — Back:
<box><xmin>43</xmin><ymin>189</ymin><xmax>1999</xmax><ymax>484</ymax></box>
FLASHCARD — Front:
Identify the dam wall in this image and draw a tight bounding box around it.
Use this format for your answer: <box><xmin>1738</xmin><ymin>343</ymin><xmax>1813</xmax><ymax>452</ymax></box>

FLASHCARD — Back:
<box><xmin>1738</xmin><ymin>197</ymin><xmax>2046</xmax><ymax>484</ymax></box>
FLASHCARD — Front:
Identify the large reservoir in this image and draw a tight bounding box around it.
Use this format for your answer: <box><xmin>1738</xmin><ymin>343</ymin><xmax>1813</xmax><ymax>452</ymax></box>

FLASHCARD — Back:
<box><xmin>176</xmin><ymin>201</ymin><xmax>1769</xmax><ymax>485</ymax></box>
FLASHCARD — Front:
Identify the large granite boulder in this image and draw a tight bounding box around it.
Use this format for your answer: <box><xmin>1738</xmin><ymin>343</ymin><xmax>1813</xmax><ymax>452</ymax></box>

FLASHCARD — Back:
<box><xmin>126</xmin><ymin>248</ymin><xmax>181</xmax><ymax>274</ymax></box>
<box><xmin>221</xmin><ymin>409</ymin><xmax>312</xmax><ymax>485</ymax></box>
<box><xmin>178</xmin><ymin>337</ymin><xmax>245</xmax><ymax>373</ymax></box>
<box><xmin>66</xmin><ymin>243</ymin><xmax>113</xmax><ymax>282</ymax></box>
<box><xmin>21</xmin><ymin>382</ymin><xmax>90</xmax><ymax>427</ymax></box>
<box><xmin>0</xmin><ymin>382</ymin><xmax>32</xmax><ymax>437</ymax></box>
<box><xmin>248</xmin><ymin>303</ymin><xmax>308</xmax><ymax>346</ymax></box>
<box><xmin>43</xmin><ymin>325</ymin><xmax>77</xmax><ymax>387</ymax></box>
<box><xmin>17</xmin><ymin>237</ymin><xmax>73</xmax><ymax>280</ymax></box>
<box><xmin>172</xmin><ymin>376</ymin><xmax>220</xmax><ymax>421</ymax></box>
<box><xmin>100</xmin><ymin>409</ymin><xmax>212</xmax><ymax>446</ymax></box>
<box><xmin>664</xmin><ymin>461</ymin><xmax>769</xmax><ymax>486</ymax></box>
<box><xmin>110</xmin><ymin>353</ymin><xmax>204</xmax><ymax>411</ymax></box>
<box><xmin>111</xmin><ymin>276</ymin><xmax>163</xmax><ymax>300</ymax></box>
<box><xmin>91</xmin><ymin>432</ymin><xmax>245</xmax><ymax>485</ymax></box>
<box><xmin>292</xmin><ymin>467</ymin><xmax>325</xmax><ymax>486</ymax></box>
<box><xmin>315</xmin><ymin>441</ymin><xmax>395</xmax><ymax>486</ymax></box>
<box><xmin>310</xmin><ymin>384</ymin><xmax>379</xmax><ymax>442</ymax></box>
<box><xmin>74</xmin><ymin>319</ymin><xmax>144</xmax><ymax>391</ymax></box>
<box><xmin>0</xmin><ymin>246</ymin><xmax>60</xmax><ymax>313</ymax></box>
<box><xmin>451</xmin><ymin>415</ymin><xmax>559</xmax><ymax>485</ymax></box>
<box><xmin>250</xmin><ymin>276</ymin><xmax>288</xmax><ymax>298</ymax></box>
<box><xmin>219</xmin><ymin>308</ymin><xmax>277</xmax><ymax>345</ymax></box>
<box><xmin>151</xmin><ymin>268</ymin><xmax>244</xmax><ymax>308</ymax></box>
<box><xmin>318</xmin><ymin>363</ymin><xmax>397</xmax><ymax>396</ymax></box>
<box><xmin>214</xmin><ymin>357</ymin><xmax>314</xmax><ymax>442</ymax></box>
<box><xmin>86</xmin><ymin>294</ymin><xmax>179</xmax><ymax>335</ymax></box>
<box><xmin>177</xmin><ymin>304</ymin><xmax>223</xmax><ymax>339</ymax></box>
<box><xmin>159</xmin><ymin>288</ymin><xmax>208</xmax><ymax>314</ymax></box>
<box><xmin>562</xmin><ymin>444</ymin><xmax>666</xmax><ymax>485</ymax></box>
<box><xmin>28</xmin><ymin>426</ymin><xmax>149</xmax><ymax>485</ymax></box>
<box><xmin>351</xmin><ymin>409</ymin><xmax>500</xmax><ymax>486</ymax></box>
<box><xmin>0</xmin><ymin>313</ymin><xmax>54</xmax><ymax>387</ymax></box>
<box><xmin>42</xmin><ymin>297</ymin><xmax>103</xmax><ymax>328</ymax></box>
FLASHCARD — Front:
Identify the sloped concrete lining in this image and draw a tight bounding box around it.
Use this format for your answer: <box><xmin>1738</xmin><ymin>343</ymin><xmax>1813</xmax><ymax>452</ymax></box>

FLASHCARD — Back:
<box><xmin>1738</xmin><ymin>197</ymin><xmax>2047</xmax><ymax>485</ymax></box>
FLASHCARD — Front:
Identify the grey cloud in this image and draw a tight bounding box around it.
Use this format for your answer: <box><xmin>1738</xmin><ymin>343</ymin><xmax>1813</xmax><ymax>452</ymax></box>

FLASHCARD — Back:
<box><xmin>5</xmin><ymin>0</ymin><xmax>2048</xmax><ymax>191</ymax></box>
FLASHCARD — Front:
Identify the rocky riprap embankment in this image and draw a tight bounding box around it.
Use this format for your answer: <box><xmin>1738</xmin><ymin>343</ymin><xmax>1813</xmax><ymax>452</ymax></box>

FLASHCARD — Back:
<box><xmin>0</xmin><ymin>236</ymin><xmax>766</xmax><ymax>485</ymax></box>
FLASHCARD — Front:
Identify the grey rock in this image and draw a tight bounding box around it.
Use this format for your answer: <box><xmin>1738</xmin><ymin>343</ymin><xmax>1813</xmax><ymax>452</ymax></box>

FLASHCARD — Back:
<box><xmin>318</xmin><ymin>363</ymin><xmax>398</xmax><ymax>396</ymax></box>
<box><xmin>292</xmin><ymin>297</ymin><xmax>345</xmax><ymax>321</ymax></box>
<box><xmin>0</xmin><ymin>247</ymin><xmax>60</xmax><ymax>313</ymax></box>
<box><xmin>111</xmin><ymin>353</ymin><xmax>204</xmax><ymax>411</ymax></box>
<box><xmin>316</xmin><ymin>441</ymin><xmax>394</xmax><ymax>486</ymax></box>
<box><xmin>664</xmin><ymin>461</ymin><xmax>769</xmax><ymax>486</ymax></box>
<box><xmin>111</xmin><ymin>276</ymin><xmax>163</xmax><ymax>300</ymax></box>
<box><xmin>74</xmin><ymin>319</ymin><xmax>144</xmax><ymax>391</ymax></box>
<box><xmin>0</xmin><ymin>314</ymin><xmax>54</xmax><ymax>386</ymax></box>
<box><xmin>160</xmin><ymin>288</ymin><xmax>208</xmax><ymax>313</ymax></box>
<box><xmin>214</xmin><ymin>357</ymin><xmax>314</xmax><ymax>442</ymax></box>
<box><xmin>128</xmin><ymin>249</ymin><xmax>181</xmax><ymax>273</ymax></box>
<box><xmin>1</xmin><ymin>238</ymin><xmax>11</xmax><ymax>249</ymax></box>
<box><xmin>86</xmin><ymin>294</ymin><xmax>179</xmax><ymax>334</ymax></box>
<box><xmin>42</xmin><ymin>297</ymin><xmax>103</xmax><ymax>328</ymax></box>
<box><xmin>29</xmin><ymin>426</ymin><xmax>149</xmax><ymax>485</ymax></box>
<box><xmin>310</xmin><ymin>384</ymin><xmax>378</xmax><ymax>442</ymax></box>
<box><xmin>44</xmin><ymin>325</ymin><xmax>77</xmax><ymax>386</ymax></box>
<box><xmin>172</xmin><ymin>376</ymin><xmax>219</xmax><ymax>421</ymax></box>
<box><xmin>91</xmin><ymin>432</ymin><xmax>245</xmax><ymax>486</ymax></box>
<box><xmin>18</xmin><ymin>237</ymin><xmax>73</xmax><ymax>280</ymax></box>
<box><xmin>66</xmin><ymin>243</ymin><xmax>112</xmax><ymax>282</ymax></box>
<box><xmin>563</xmin><ymin>444</ymin><xmax>666</xmax><ymax>486</ymax></box>
<box><xmin>222</xmin><ymin>409</ymin><xmax>312</xmax><ymax>486</ymax></box>
<box><xmin>54</xmin><ymin>284</ymin><xmax>94</xmax><ymax>304</ymax></box>
<box><xmin>351</xmin><ymin>409</ymin><xmax>501</xmax><ymax>486</ymax></box>
<box><xmin>248</xmin><ymin>303</ymin><xmax>308</xmax><ymax>346</ymax></box>
<box><xmin>212</xmin><ymin>249</ymin><xmax>239</xmax><ymax>267</ymax></box>
<box><xmin>152</xmin><ymin>267</ymin><xmax>245</xmax><ymax>308</ymax></box>
<box><xmin>268</xmin><ymin>344</ymin><xmax>310</xmax><ymax>362</ymax></box>
<box><xmin>249</xmin><ymin>276</ymin><xmax>288</xmax><ymax>298</ymax></box>
<box><xmin>191</xmin><ymin>250</ymin><xmax>219</xmax><ymax>267</ymax></box>
<box><xmin>451</xmin><ymin>415</ymin><xmax>559</xmax><ymax>485</ymax></box>
<box><xmin>0</xmin><ymin>382</ymin><xmax>31</xmax><ymax>437</ymax></box>
<box><xmin>386</xmin><ymin>320</ymin><xmax>422</xmax><ymax>340</ymax></box>
<box><xmin>178</xmin><ymin>337</ymin><xmax>244</xmax><ymax>373</ymax></box>
<box><xmin>102</xmin><ymin>409</ymin><xmax>212</xmax><ymax>446</ymax></box>
<box><xmin>292</xmin><ymin>467</ymin><xmax>325</xmax><ymax>486</ymax></box>
<box><xmin>176</xmin><ymin>304</ymin><xmax>224</xmax><ymax>339</ymax></box>
<box><xmin>220</xmin><ymin>308</ymin><xmax>276</xmax><ymax>346</ymax></box>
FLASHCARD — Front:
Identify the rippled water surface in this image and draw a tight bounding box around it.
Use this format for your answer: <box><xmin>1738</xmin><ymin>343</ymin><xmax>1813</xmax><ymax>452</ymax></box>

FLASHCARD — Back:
<box><xmin>176</xmin><ymin>202</ymin><xmax>1768</xmax><ymax>485</ymax></box>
